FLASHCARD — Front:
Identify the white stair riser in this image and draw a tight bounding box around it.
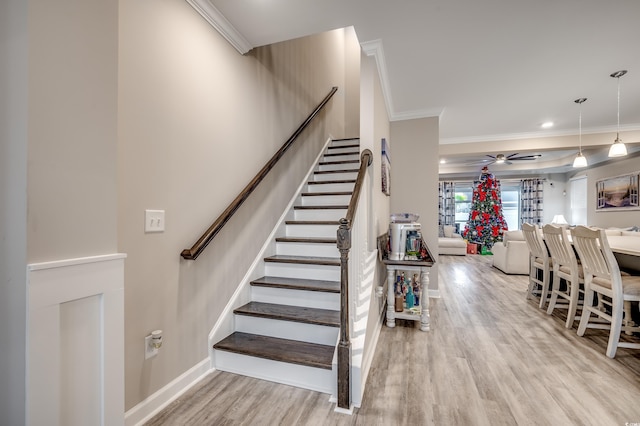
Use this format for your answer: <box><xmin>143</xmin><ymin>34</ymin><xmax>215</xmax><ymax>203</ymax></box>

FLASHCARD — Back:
<box><xmin>294</xmin><ymin>209</ymin><xmax>346</xmax><ymax>221</ymax></box>
<box><xmin>329</xmin><ymin>139</ymin><xmax>359</xmax><ymax>148</ymax></box>
<box><xmin>235</xmin><ymin>316</ymin><xmax>339</xmax><ymax>345</ymax></box>
<box><xmin>276</xmin><ymin>242</ymin><xmax>339</xmax><ymax>257</ymax></box>
<box><xmin>251</xmin><ymin>286</ymin><xmax>340</xmax><ymax>310</ymax></box>
<box><xmin>301</xmin><ymin>195</ymin><xmax>351</xmax><ymax>206</ymax></box>
<box><xmin>306</xmin><ymin>182</ymin><xmax>355</xmax><ymax>193</ymax></box>
<box><xmin>214</xmin><ymin>350</ymin><xmax>334</xmax><ymax>394</ymax></box>
<box><xmin>312</xmin><ymin>172</ymin><xmax>358</xmax><ymax>182</ymax></box>
<box><xmin>322</xmin><ymin>153</ymin><xmax>359</xmax><ymax>162</ymax></box>
<box><xmin>286</xmin><ymin>224</ymin><xmax>338</xmax><ymax>238</ymax></box>
<box><xmin>326</xmin><ymin>146</ymin><xmax>359</xmax><ymax>155</ymax></box>
<box><xmin>264</xmin><ymin>262</ymin><xmax>340</xmax><ymax>282</ymax></box>
<box><xmin>318</xmin><ymin>162</ymin><xmax>359</xmax><ymax>172</ymax></box>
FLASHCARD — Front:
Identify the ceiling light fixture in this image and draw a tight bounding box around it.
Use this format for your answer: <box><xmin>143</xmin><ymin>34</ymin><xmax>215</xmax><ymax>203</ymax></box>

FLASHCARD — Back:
<box><xmin>608</xmin><ymin>70</ymin><xmax>628</xmax><ymax>158</ymax></box>
<box><xmin>572</xmin><ymin>98</ymin><xmax>588</xmax><ymax>168</ymax></box>
<box><xmin>495</xmin><ymin>154</ymin><xmax>506</xmax><ymax>164</ymax></box>
<box><xmin>541</xmin><ymin>122</ymin><xmax>554</xmax><ymax>129</ymax></box>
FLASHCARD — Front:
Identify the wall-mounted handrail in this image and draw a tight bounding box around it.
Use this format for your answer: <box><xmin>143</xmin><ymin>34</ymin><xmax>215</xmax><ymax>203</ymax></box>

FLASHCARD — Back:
<box><xmin>181</xmin><ymin>86</ymin><xmax>338</xmax><ymax>260</ymax></box>
<box><xmin>336</xmin><ymin>149</ymin><xmax>373</xmax><ymax>410</ymax></box>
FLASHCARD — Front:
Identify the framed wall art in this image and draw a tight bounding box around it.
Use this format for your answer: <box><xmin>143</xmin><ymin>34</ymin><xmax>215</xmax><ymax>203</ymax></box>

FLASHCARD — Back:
<box><xmin>381</xmin><ymin>138</ymin><xmax>390</xmax><ymax>196</ymax></box>
<box><xmin>596</xmin><ymin>172</ymin><xmax>639</xmax><ymax>211</ymax></box>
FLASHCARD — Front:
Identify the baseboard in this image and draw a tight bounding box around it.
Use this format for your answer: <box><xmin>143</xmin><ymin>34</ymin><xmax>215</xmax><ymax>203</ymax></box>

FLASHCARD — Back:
<box><xmin>124</xmin><ymin>358</ymin><xmax>211</xmax><ymax>426</ymax></box>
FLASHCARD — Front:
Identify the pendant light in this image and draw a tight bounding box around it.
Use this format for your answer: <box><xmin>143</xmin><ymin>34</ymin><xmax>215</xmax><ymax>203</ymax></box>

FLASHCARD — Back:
<box><xmin>608</xmin><ymin>70</ymin><xmax>628</xmax><ymax>158</ymax></box>
<box><xmin>572</xmin><ymin>98</ymin><xmax>588</xmax><ymax>168</ymax></box>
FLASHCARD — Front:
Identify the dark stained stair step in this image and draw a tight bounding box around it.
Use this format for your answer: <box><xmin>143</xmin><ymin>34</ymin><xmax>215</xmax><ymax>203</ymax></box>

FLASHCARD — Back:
<box><xmin>213</xmin><ymin>332</ymin><xmax>334</xmax><ymax>370</ymax></box>
<box><xmin>234</xmin><ymin>302</ymin><xmax>339</xmax><ymax>327</ymax></box>
<box><xmin>307</xmin><ymin>179</ymin><xmax>356</xmax><ymax>185</ymax></box>
<box><xmin>327</xmin><ymin>143</ymin><xmax>359</xmax><ymax>150</ymax></box>
<box><xmin>294</xmin><ymin>205</ymin><xmax>348</xmax><ymax>210</ymax></box>
<box><xmin>251</xmin><ymin>276</ymin><xmax>340</xmax><ymax>293</ymax></box>
<box><xmin>314</xmin><ymin>169</ymin><xmax>359</xmax><ymax>175</ymax></box>
<box><xmin>275</xmin><ymin>237</ymin><xmax>337</xmax><ymax>244</ymax></box>
<box><xmin>285</xmin><ymin>220</ymin><xmax>340</xmax><ymax>225</ymax></box>
<box><xmin>319</xmin><ymin>159</ymin><xmax>359</xmax><ymax>166</ymax></box>
<box><xmin>264</xmin><ymin>255</ymin><xmax>340</xmax><ymax>266</ymax></box>
<box><xmin>301</xmin><ymin>191</ymin><xmax>352</xmax><ymax>197</ymax></box>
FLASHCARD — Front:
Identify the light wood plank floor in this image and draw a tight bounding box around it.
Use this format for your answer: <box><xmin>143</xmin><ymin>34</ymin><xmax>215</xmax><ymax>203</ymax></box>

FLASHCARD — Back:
<box><xmin>146</xmin><ymin>255</ymin><xmax>640</xmax><ymax>425</ymax></box>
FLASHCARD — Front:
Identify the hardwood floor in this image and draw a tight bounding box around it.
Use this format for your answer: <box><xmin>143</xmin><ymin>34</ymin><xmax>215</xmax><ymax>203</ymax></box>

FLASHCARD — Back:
<box><xmin>145</xmin><ymin>255</ymin><xmax>640</xmax><ymax>425</ymax></box>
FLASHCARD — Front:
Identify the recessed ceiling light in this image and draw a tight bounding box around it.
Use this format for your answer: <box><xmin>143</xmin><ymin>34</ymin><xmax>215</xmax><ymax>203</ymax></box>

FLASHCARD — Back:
<box><xmin>440</xmin><ymin>159</ymin><xmax>446</xmax><ymax>164</ymax></box>
<box><xmin>541</xmin><ymin>121</ymin><xmax>554</xmax><ymax>129</ymax></box>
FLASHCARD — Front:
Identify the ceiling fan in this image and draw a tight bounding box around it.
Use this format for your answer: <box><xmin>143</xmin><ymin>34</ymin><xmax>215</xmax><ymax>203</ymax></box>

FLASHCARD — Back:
<box><xmin>485</xmin><ymin>153</ymin><xmax>542</xmax><ymax>165</ymax></box>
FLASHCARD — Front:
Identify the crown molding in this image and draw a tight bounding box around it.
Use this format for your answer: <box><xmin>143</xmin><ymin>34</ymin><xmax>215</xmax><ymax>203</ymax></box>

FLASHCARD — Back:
<box><xmin>361</xmin><ymin>39</ymin><xmax>393</xmax><ymax>120</ymax></box>
<box><xmin>440</xmin><ymin>123</ymin><xmax>640</xmax><ymax>145</ymax></box>
<box><xmin>185</xmin><ymin>0</ymin><xmax>253</xmax><ymax>54</ymax></box>
<box><xmin>361</xmin><ymin>39</ymin><xmax>444</xmax><ymax>123</ymax></box>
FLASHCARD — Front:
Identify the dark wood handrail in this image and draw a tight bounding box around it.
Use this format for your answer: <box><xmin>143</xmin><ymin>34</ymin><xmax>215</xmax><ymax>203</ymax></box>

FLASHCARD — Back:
<box><xmin>181</xmin><ymin>86</ymin><xmax>338</xmax><ymax>260</ymax></box>
<box><xmin>336</xmin><ymin>148</ymin><xmax>373</xmax><ymax>410</ymax></box>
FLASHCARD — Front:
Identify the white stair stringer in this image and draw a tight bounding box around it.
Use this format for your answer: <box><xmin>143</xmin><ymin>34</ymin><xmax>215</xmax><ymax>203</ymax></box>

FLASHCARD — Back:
<box><xmin>211</xmin><ymin>138</ymin><xmax>361</xmax><ymax>398</ymax></box>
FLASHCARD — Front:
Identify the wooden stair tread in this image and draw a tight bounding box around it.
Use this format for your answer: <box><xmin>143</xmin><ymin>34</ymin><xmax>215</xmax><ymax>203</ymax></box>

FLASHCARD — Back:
<box><xmin>276</xmin><ymin>237</ymin><xmax>337</xmax><ymax>244</ymax></box>
<box><xmin>327</xmin><ymin>143</ymin><xmax>359</xmax><ymax>150</ymax></box>
<box><xmin>314</xmin><ymin>169</ymin><xmax>359</xmax><ymax>175</ymax></box>
<box><xmin>307</xmin><ymin>179</ymin><xmax>356</xmax><ymax>185</ymax></box>
<box><xmin>213</xmin><ymin>332</ymin><xmax>334</xmax><ymax>370</ymax></box>
<box><xmin>294</xmin><ymin>205</ymin><xmax>348</xmax><ymax>210</ymax></box>
<box><xmin>319</xmin><ymin>159</ymin><xmax>359</xmax><ymax>166</ymax></box>
<box><xmin>251</xmin><ymin>276</ymin><xmax>340</xmax><ymax>293</ymax></box>
<box><xmin>301</xmin><ymin>191</ymin><xmax>352</xmax><ymax>197</ymax></box>
<box><xmin>285</xmin><ymin>220</ymin><xmax>340</xmax><ymax>225</ymax></box>
<box><xmin>323</xmin><ymin>151</ymin><xmax>360</xmax><ymax>157</ymax></box>
<box><xmin>234</xmin><ymin>302</ymin><xmax>340</xmax><ymax>327</ymax></box>
<box><xmin>264</xmin><ymin>255</ymin><xmax>340</xmax><ymax>266</ymax></box>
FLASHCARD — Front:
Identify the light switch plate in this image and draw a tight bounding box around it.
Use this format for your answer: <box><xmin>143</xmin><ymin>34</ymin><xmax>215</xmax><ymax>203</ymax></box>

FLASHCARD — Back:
<box><xmin>145</xmin><ymin>209</ymin><xmax>165</xmax><ymax>233</ymax></box>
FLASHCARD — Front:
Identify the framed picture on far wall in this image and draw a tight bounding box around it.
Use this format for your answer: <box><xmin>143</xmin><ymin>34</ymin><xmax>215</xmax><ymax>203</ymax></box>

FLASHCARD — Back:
<box><xmin>381</xmin><ymin>138</ymin><xmax>390</xmax><ymax>196</ymax></box>
<box><xmin>596</xmin><ymin>172</ymin><xmax>640</xmax><ymax>211</ymax></box>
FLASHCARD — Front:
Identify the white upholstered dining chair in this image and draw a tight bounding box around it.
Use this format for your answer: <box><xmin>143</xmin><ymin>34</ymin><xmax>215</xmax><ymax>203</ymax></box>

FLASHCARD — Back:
<box><xmin>542</xmin><ymin>224</ymin><xmax>583</xmax><ymax>328</ymax></box>
<box><xmin>570</xmin><ymin>225</ymin><xmax>640</xmax><ymax>358</ymax></box>
<box><xmin>522</xmin><ymin>223</ymin><xmax>552</xmax><ymax>309</ymax></box>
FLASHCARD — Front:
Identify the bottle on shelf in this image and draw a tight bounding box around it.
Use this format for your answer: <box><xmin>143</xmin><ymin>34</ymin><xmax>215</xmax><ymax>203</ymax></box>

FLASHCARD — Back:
<box><xmin>413</xmin><ymin>274</ymin><xmax>420</xmax><ymax>306</ymax></box>
<box><xmin>405</xmin><ymin>278</ymin><xmax>415</xmax><ymax>309</ymax></box>
<box><xmin>394</xmin><ymin>281</ymin><xmax>404</xmax><ymax>312</ymax></box>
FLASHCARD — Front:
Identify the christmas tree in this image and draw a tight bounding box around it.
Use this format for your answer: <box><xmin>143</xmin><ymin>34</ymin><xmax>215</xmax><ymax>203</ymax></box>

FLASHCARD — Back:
<box><xmin>463</xmin><ymin>166</ymin><xmax>508</xmax><ymax>251</ymax></box>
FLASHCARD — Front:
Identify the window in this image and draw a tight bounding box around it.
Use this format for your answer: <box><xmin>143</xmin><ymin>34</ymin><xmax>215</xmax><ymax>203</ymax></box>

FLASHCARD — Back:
<box><xmin>500</xmin><ymin>182</ymin><xmax>521</xmax><ymax>230</ymax></box>
<box><xmin>454</xmin><ymin>183</ymin><xmax>473</xmax><ymax>232</ymax></box>
<box><xmin>570</xmin><ymin>176</ymin><xmax>587</xmax><ymax>225</ymax></box>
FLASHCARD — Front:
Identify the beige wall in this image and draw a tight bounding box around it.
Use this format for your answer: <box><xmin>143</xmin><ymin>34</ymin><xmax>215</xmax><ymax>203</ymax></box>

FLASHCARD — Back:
<box><xmin>390</xmin><ymin>118</ymin><xmax>440</xmax><ymax>291</ymax></box>
<box><xmin>0</xmin><ymin>0</ymin><xmax>28</xmax><ymax>423</ymax></box>
<box><xmin>27</xmin><ymin>0</ymin><xmax>119</xmax><ymax>262</ymax></box>
<box><xmin>118</xmin><ymin>0</ymin><xmax>358</xmax><ymax>409</ymax></box>
<box><xmin>569</xmin><ymin>153</ymin><xmax>640</xmax><ymax>228</ymax></box>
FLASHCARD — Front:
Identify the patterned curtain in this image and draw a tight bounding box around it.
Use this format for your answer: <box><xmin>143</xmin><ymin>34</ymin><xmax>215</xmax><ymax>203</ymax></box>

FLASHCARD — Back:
<box><xmin>520</xmin><ymin>178</ymin><xmax>544</xmax><ymax>226</ymax></box>
<box><xmin>438</xmin><ymin>181</ymin><xmax>456</xmax><ymax>227</ymax></box>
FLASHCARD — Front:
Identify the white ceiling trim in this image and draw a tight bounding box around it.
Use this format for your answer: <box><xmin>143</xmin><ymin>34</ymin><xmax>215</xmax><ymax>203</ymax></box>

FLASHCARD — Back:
<box><xmin>361</xmin><ymin>39</ymin><xmax>443</xmax><ymax>123</ymax></box>
<box><xmin>185</xmin><ymin>0</ymin><xmax>253</xmax><ymax>54</ymax></box>
<box><xmin>361</xmin><ymin>40</ymin><xmax>393</xmax><ymax>121</ymax></box>
<box><xmin>440</xmin><ymin>123</ymin><xmax>640</xmax><ymax>145</ymax></box>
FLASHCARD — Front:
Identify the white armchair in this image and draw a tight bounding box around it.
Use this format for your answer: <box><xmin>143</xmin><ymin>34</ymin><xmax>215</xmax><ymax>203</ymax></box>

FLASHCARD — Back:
<box><xmin>491</xmin><ymin>230</ymin><xmax>529</xmax><ymax>274</ymax></box>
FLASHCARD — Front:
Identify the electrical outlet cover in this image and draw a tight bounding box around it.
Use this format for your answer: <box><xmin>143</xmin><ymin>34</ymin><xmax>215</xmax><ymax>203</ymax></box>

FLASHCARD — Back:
<box><xmin>145</xmin><ymin>334</ymin><xmax>158</xmax><ymax>359</ymax></box>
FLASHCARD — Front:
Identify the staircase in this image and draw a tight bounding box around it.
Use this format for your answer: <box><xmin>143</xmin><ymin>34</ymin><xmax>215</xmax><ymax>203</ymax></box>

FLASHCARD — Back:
<box><xmin>213</xmin><ymin>138</ymin><xmax>361</xmax><ymax>394</ymax></box>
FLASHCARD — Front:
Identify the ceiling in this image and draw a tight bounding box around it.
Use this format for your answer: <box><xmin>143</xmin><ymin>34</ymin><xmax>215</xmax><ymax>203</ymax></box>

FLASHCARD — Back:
<box><xmin>193</xmin><ymin>0</ymin><xmax>640</xmax><ymax>175</ymax></box>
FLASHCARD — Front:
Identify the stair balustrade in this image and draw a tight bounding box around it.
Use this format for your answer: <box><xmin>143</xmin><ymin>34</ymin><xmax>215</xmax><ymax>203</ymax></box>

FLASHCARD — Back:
<box><xmin>336</xmin><ymin>149</ymin><xmax>373</xmax><ymax>410</ymax></box>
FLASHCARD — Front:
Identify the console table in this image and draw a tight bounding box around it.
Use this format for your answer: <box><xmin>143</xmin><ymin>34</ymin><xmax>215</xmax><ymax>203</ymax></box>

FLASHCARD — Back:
<box><xmin>382</xmin><ymin>259</ymin><xmax>434</xmax><ymax>331</ymax></box>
